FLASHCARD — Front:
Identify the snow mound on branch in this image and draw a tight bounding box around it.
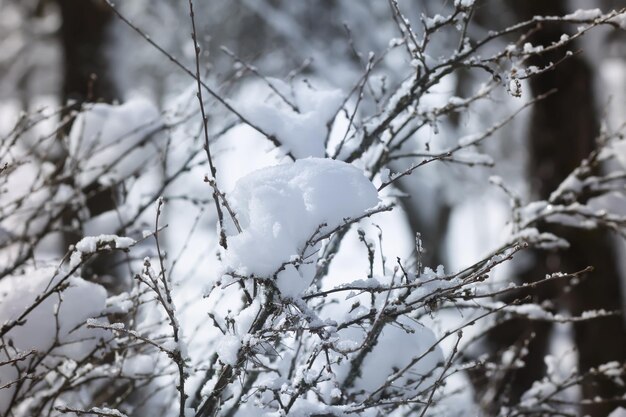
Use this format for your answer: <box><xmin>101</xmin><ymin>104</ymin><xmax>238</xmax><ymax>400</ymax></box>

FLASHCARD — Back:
<box><xmin>68</xmin><ymin>98</ymin><xmax>163</xmax><ymax>187</ymax></box>
<box><xmin>563</xmin><ymin>9</ymin><xmax>602</xmax><ymax>21</ymax></box>
<box><xmin>0</xmin><ymin>267</ymin><xmax>108</xmax><ymax>413</ymax></box>
<box><xmin>69</xmin><ymin>234</ymin><xmax>135</xmax><ymax>269</ymax></box>
<box><xmin>222</xmin><ymin>158</ymin><xmax>379</xmax><ymax>295</ymax></box>
<box><xmin>237</xmin><ymin>80</ymin><xmax>343</xmax><ymax>158</ymax></box>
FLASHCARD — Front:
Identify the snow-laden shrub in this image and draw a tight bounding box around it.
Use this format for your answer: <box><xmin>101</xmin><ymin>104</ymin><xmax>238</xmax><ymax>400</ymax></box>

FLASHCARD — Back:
<box><xmin>1</xmin><ymin>2</ymin><xmax>626</xmax><ymax>417</ymax></box>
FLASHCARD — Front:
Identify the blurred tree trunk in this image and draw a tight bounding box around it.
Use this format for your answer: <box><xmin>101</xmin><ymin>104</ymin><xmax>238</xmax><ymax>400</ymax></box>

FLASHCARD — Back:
<box><xmin>479</xmin><ymin>1</ymin><xmax>626</xmax><ymax>415</ymax></box>
<box><xmin>55</xmin><ymin>0</ymin><xmax>123</xmax><ymax>290</ymax></box>
<box><xmin>57</xmin><ymin>0</ymin><xmax>117</xmax><ymax>104</ymax></box>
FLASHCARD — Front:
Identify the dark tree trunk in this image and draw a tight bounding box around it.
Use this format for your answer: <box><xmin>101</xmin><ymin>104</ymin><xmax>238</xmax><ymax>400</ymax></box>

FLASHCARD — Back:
<box><xmin>56</xmin><ymin>0</ymin><xmax>119</xmax><ymax>217</ymax></box>
<box><xmin>57</xmin><ymin>0</ymin><xmax>118</xmax><ymax>104</ymax></box>
<box><xmin>56</xmin><ymin>0</ymin><xmax>124</xmax><ymax>292</ymax></box>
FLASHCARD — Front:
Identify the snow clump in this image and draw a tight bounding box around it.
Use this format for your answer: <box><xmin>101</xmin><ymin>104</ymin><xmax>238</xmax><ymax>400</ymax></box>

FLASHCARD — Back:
<box><xmin>69</xmin><ymin>234</ymin><xmax>135</xmax><ymax>269</ymax></box>
<box><xmin>221</xmin><ymin>158</ymin><xmax>379</xmax><ymax>297</ymax></box>
<box><xmin>237</xmin><ymin>80</ymin><xmax>343</xmax><ymax>158</ymax></box>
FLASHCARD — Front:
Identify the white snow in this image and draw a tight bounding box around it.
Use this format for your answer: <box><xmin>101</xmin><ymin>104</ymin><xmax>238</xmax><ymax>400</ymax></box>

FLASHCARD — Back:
<box><xmin>425</xmin><ymin>14</ymin><xmax>447</xmax><ymax>29</ymax></box>
<box><xmin>563</xmin><ymin>9</ymin><xmax>602</xmax><ymax>21</ymax></box>
<box><xmin>236</xmin><ymin>80</ymin><xmax>343</xmax><ymax>159</ymax></box>
<box><xmin>221</xmin><ymin>158</ymin><xmax>379</xmax><ymax>297</ymax></box>
<box><xmin>334</xmin><ymin>316</ymin><xmax>444</xmax><ymax>399</ymax></box>
<box><xmin>0</xmin><ymin>160</ymin><xmax>76</xmax><ymax>250</ymax></box>
<box><xmin>522</xmin><ymin>43</ymin><xmax>543</xmax><ymax>54</ymax></box>
<box><xmin>89</xmin><ymin>407</ymin><xmax>128</xmax><ymax>417</ymax></box>
<box><xmin>608</xmin><ymin>407</ymin><xmax>626</xmax><ymax>417</ymax></box>
<box><xmin>76</xmin><ymin>234</ymin><xmax>134</xmax><ymax>252</ymax></box>
<box><xmin>0</xmin><ymin>267</ymin><xmax>108</xmax><ymax>413</ymax></box>
<box><xmin>69</xmin><ymin>234</ymin><xmax>135</xmax><ymax>268</ymax></box>
<box><xmin>103</xmin><ymin>292</ymin><xmax>135</xmax><ymax>314</ymax></box>
<box><xmin>511</xmin><ymin>227</ymin><xmax>570</xmax><ymax>250</ymax></box>
<box><xmin>520</xmin><ymin>377</ymin><xmax>557</xmax><ymax>407</ymax></box>
<box><xmin>609</xmin><ymin>13</ymin><xmax>626</xmax><ymax>29</ymax></box>
<box><xmin>121</xmin><ymin>354</ymin><xmax>155</xmax><ymax>377</ymax></box>
<box><xmin>275</xmin><ymin>264</ymin><xmax>310</xmax><ymax>299</ymax></box>
<box><xmin>216</xmin><ymin>335</ymin><xmax>241</xmax><ymax>366</ymax></box>
<box><xmin>454</xmin><ymin>0</ymin><xmax>474</xmax><ymax>9</ymax></box>
<box><xmin>68</xmin><ymin>98</ymin><xmax>163</xmax><ymax>187</ymax></box>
